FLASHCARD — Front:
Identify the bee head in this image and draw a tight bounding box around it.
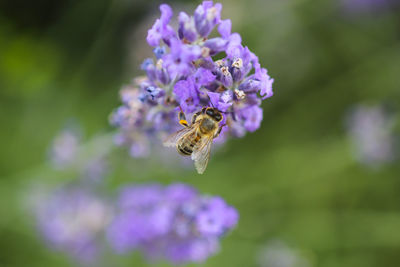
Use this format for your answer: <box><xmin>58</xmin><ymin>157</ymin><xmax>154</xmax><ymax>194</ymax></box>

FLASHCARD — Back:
<box><xmin>205</xmin><ymin>107</ymin><xmax>223</xmax><ymax>122</ymax></box>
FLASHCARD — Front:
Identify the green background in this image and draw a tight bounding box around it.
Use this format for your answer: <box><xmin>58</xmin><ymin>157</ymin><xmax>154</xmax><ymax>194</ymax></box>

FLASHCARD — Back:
<box><xmin>0</xmin><ymin>0</ymin><xmax>400</xmax><ymax>266</ymax></box>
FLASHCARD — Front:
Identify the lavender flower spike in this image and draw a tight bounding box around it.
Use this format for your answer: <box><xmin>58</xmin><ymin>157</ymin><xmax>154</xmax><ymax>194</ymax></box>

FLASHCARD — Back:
<box><xmin>107</xmin><ymin>183</ymin><xmax>238</xmax><ymax>264</ymax></box>
<box><xmin>32</xmin><ymin>186</ymin><xmax>112</xmax><ymax>264</ymax></box>
<box><xmin>49</xmin><ymin>128</ymin><xmax>80</xmax><ymax>168</ymax></box>
<box><xmin>346</xmin><ymin>104</ymin><xmax>397</xmax><ymax>168</ymax></box>
<box><xmin>111</xmin><ymin>1</ymin><xmax>274</xmax><ymax>160</ymax></box>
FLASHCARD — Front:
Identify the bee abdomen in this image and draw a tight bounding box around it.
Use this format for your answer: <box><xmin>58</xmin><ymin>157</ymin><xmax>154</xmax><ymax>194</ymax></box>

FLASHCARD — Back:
<box><xmin>176</xmin><ymin>133</ymin><xmax>201</xmax><ymax>156</ymax></box>
<box><xmin>177</xmin><ymin>144</ymin><xmax>193</xmax><ymax>156</ymax></box>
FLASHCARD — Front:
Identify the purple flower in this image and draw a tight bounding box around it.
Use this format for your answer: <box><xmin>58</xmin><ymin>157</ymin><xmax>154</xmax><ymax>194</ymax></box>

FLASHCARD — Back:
<box><xmin>153</xmin><ymin>46</ymin><xmax>166</xmax><ymax>59</ymax></box>
<box><xmin>239</xmin><ymin>78</ymin><xmax>262</xmax><ymax>93</ymax></box>
<box><xmin>165</xmin><ymin>183</ymin><xmax>198</xmax><ymax>202</ymax></box>
<box><xmin>32</xmin><ymin>186</ymin><xmax>111</xmax><ymax>264</ymax></box>
<box><xmin>255</xmin><ymin>66</ymin><xmax>274</xmax><ymax>99</ymax></box>
<box><xmin>346</xmin><ymin>105</ymin><xmax>398</xmax><ymax>168</ymax></box>
<box><xmin>145</xmin><ymin>86</ymin><xmax>164</xmax><ymax>100</ymax></box>
<box><xmin>107</xmin><ymin>183</ymin><xmax>238</xmax><ymax>264</ymax></box>
<box><xmin>194</xmin><ymin>1</ymin><xmax>222</xmax><ymax>37</ymax></box>
<box><xmin>208</xmin><ymin>91</ymin><xmax>232</xmax><ymax>112</ymax></box>
<box><xmin>111</xmin><ymin>1</ymin><xmax>274</xmax><ymax>162</ymax></box>
<box><xmin>196</xmin><ymin>197</ymin><xmax>238</xmax><ymax>235</ymax></box>
<box><xmin>147</xmin><ymin>4</ymin><xmax>175</xmax><ymax>46</ymax></box>
<box><xmin>163</xmin><ymin>38</ymin><xmax>201</xmax><ymax>79</ymax></box>
<box><xmin>173</xmin><ymin>78</ymin><xmax>199</xmax><ymax>113</ymax></box>
<box><xmin>239</xmin><ymin>105</ymin><xmax>263</xmax><ymax>132</ymax></box>
<box><xmin>204</xmin><ymin>37</ymin><xmax>228</xmax><ymax>55</ymax></box>
<box><xmin>49</xmin><ymin>128</ymin><xmax>80</xmax><ymax>168</ymax></box>
<box><xmin>218</xmin><ymin>19</ymin><xmax>232</xmax><ymax>39</ymax></box>
<box><xmin>194</xmin><ymin>67</ymin><xmax>216</xmax><ymax>85</ymax></box>
<box><xmin>226</xmin><ymin>33</ymin><xmax>242</xmax><ymax>58</ymax></box>
<box><xmin>178</xmin><ymin>12</ymin><xmax>197</xmax><ymax>42</ymax></box>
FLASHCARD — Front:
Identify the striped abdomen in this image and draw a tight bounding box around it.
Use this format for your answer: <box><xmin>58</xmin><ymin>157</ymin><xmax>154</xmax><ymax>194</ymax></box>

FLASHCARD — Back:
<box><xmin>176</xmin><ymin>132</ymin><xmax>201</xmax><ymax>156</ymax></box>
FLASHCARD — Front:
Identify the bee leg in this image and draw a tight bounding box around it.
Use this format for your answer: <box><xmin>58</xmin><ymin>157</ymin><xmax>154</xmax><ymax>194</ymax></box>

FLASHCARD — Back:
<box><xmin>214</xmin><ymin>124</ymin><xmax>227</xmax><ymax>138</ymax></box>
<box><xmin>178</xmin><ymin>106</ymin><xmax>189</xmax><ymax>128</ymax></box>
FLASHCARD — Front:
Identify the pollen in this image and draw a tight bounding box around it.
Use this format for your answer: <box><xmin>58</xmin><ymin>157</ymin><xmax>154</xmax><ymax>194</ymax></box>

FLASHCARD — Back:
<box><xmin>232</xmin><ymin>58</ymin><xmax>243</xmax><ymax>69</ymax></box>
<box><xmin>179</xmin><ymin>119</ymin><xmax>188</xmax><ymax>126</ymax></box>
<box><xmin>201</xmin><ymin>47</ymin><xmax>210</xmax><ymax>58</ymax></box>
<box><xmin>215</xmin><ymin>60</ymin><xmax>224</xmax><ymax>67</ymax></box>
<box><xmin>156</xmin><ymin>59</ymin><xmax>163</xmax><ymax>69</ymax></box>
<box><xmin>221</xmin><ymin>66</ymin><xmax>230</xmax><ymax>76</ymax></box>
<box><xmin>234</xmin><ymin>89</ymin><xmax>246</xmax><ymax>100</ymax></box>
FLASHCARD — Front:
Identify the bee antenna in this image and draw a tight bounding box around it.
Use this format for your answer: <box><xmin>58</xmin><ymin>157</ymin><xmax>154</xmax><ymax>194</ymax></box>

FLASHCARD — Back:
<box><xmin>204</xmin><ymin>93</ymin><xmax>215</xmax><ymax>108</ymax></box>
<box><xmin>222</xmin><ymin>110</ymin><xmax>233</xmax><ymax>115</ymax></box>
<box><xmin>209</xmin><ymin>100</ymin><xmax>215</xmax><ymax>108</ymax></box>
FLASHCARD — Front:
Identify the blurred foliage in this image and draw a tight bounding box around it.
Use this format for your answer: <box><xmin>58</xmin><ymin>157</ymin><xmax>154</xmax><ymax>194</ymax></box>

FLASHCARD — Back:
<box><xmin>0</xmin><ymin>0</ymin><xmax>400</xmax><ymax>266</ymax></box>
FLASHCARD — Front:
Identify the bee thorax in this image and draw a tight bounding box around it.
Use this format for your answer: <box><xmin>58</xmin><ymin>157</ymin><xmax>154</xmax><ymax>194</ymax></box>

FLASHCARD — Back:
<box><xmin>200</xmin><ymin>118</ymin><xmax>216</xmax><ymax>133</ymax></box>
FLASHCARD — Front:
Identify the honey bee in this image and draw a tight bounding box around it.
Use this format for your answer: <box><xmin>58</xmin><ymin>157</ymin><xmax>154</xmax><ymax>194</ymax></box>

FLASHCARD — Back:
<box><xmin>163</xmin><ymin>107</ymin><xmax>224</xmax><ymax>174</ymax></box>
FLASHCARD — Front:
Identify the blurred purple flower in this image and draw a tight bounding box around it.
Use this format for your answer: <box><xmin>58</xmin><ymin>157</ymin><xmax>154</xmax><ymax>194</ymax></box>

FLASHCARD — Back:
<box><xmin>110</xmin><ymin>1</ymin><xmax>274</xmax><ymax>158</ymax></box>
<box><xmin>84</xmin><ymin>157</ymin><xmax>109</xmax><ymax>183</ymax></box>
<box><xmin>49</xmin><ymin>125</ymin><xmax>110</xmax><ymax>184</ymax></box>
<box><xmin>346</xmin><ymin>105</ymin><xmax>398</xmax><ymax>168</ymax></box>
<box><xmin>107</xmin><ymin>183</ymin><xmax>238</xmax><ymax>264</ymax></box>
<box><xmin>256</xmin><ymin>240</ymin><xmax>312</xmax><ymax>267</ymax></box>
<box><xmin>32</xmin><ymin>186</ymin><xmax>112</xmax><ymax>264</ymax></box>
<box><xmin>196</xmin><ymin>196</ymin><xmax>237</xmax><ymax>235</ymax></box>
<box><xmin>49</xmin><ymin>128</ymin><xmax>80</xmax><ymax>168</ymax></box>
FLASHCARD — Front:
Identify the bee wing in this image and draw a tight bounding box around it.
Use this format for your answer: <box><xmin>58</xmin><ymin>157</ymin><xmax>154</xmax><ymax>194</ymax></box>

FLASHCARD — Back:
<box><xmin>163</xmin><ymin>127</ymin><xmax>195</xmax><ymax>147</ymax></box>
<box><xmin>191</xmin><ymin>134</ymin><xmax>213</xmax><ymax>174</ymax></box>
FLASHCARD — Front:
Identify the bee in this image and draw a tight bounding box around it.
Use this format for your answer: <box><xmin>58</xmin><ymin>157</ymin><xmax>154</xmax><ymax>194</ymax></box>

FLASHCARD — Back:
<box><xmin>163</xmin><ymin>106</ymin><xmax>224</xmax><ymax>174</ymax></box>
